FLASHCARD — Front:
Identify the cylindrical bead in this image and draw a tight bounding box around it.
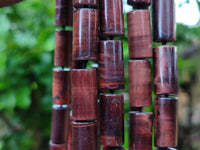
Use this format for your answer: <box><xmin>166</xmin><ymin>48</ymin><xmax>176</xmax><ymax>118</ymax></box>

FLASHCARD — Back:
<box><xmin>154</xmin><ymin>45</ymin><xmax>178</xmax><ymax>95</ymax></box>
<box><xmin>99</xmin><ymin>40</ymin><xmax>124</xmax><ymax>90</ymax></box>
<box><xmin>100</xmin><ymin>0</ymin><xmax>124</xmax><ymax>36</ymax></box>
<box><xmin>153</xmin><ymin>0</ymin><xmax>176</xmax><ymax>42</ymax></box>
<box><xmin>154</xmin><ymin>96</ymin><xmax>178</xmax><ymax>147</ymax></box>
<box><xmin>129</xmin><ymin>60</ymin><xmax>152</xmax><ymax>107</ymax></box>
<box><xmin>128</xmin><ymin>0</ymin><xmax>151</xmax><ymax>9</ymax></box>
<box><xmin>100</xmin><ymin>94</ymin><xmax>124</xmax><ymax>146</ymax></box>
<box><xmin>51</xmin><ymin>106</ymin><xmax>69</xmax><ymax>144</ymax></box>
<box><xmin>72</xmin><ymin>121</ymin><xmax>97</xmax><ymax>150</ymax></box>
<box><xmin>129</xmin><ymin>112</ymin><xmax>153</xmax><ymax>150</ymax></box>
<box><xmin>73</xmin><ymin>9</ymin><xmax>99</xmax><ymax>61</ymax></box>
<box><xmin>54</xmin><ymin>29</ymin><xmax>72</xmax><ymax>67</ymax></box>
<box><xmin>52</xmin><ymin>68</ymin><xmax>71</xmax><ymax>105</ymax></box>
<box><xmin>73</xmin><ymin>0</ymin><xmax>98</xmax><ymax>8</ymax></box>
<box><xmin>72</xmin><ymin>69</ymin><xmax>97</xmax><ymax>121</ymax></box>
<box><xmin>49</xmin><ymin>141</ymin><xmax>66</xmax><ymax>150</ymax></box>
<box><xmin>55</xmin><ymin>0</ymin><xmax>73</xmax><ymax>26</ymax></box>
<box><xmin>127</xmin><ymin>10</ymin><xmax>152</xmax><ymax>58</ymax></box>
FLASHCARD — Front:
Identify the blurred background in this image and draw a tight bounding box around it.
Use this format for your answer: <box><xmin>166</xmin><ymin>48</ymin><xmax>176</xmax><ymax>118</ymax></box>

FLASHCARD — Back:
<box><xmin>0</xmin><ymin>0</ymin><xmax>200</xmax><ymax>149</ymax></box>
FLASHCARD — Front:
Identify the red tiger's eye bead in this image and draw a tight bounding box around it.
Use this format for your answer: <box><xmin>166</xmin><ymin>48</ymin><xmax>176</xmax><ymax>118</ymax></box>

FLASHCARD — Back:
<box><xmin>127</xmin><ymin>10</ymin><xmax>152</xmax><ymax>58</ymax></box>
<box><xmin>154</xmin><ymin>96</ymin><xmax>178</xmax><ymax>147</ymax></box>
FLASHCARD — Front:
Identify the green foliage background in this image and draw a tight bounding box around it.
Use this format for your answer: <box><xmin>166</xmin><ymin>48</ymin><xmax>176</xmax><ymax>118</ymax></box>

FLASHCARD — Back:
<box><xmin>0</xmin><ymin>0</ymin><xmax>200</xmax><ymax>149</ymax></box>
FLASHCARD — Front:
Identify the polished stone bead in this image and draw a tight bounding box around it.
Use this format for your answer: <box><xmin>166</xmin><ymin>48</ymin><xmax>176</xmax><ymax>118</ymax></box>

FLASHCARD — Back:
<box><xmin>73</xmin><ymin>9</ymin><xmax>99</xmax><ymax>61</ymax></box>
<box><xmin>100</xmin><ymin>0</ymin><xmax>124</xmax><ymax>37</ymax></box>
<box><xmin>55</xmin><ymin>0</ymin><xmax>73</xmax><ymax>26</ymax></box>
<box><xmin>72</xmin><ymin>121</ymin><xmax>97</xmax><ymax>150</ymax></box>
<box><xmin>72</xmin><ymin>69</ymin><xmax>97</xmax><ymax>121</ymax></box>
<box><xmin>51</xmin><ymin>106</ymin><xmax>70</xmax><ymax>144</ymax></box>
<box><xmin>127</xmin><ymin>10</ymin><xmax>152</xmax><ymax>58</ymax></box>
<box><xmin>154</xmin><ymin>45</ymin><xmax>178</xmax><ymax>95</ymax></box>
<box><xmin>129</xmin><ymin>112</ymin><xmax>153</xmax><ymax>150</ymax></box>
<box><xmin>52</xmin><ymin>68</ymin><xmax>71</xmax><ymax>105</ymax></box>
<box><xmin>99</xmin><ymin>40</ymin><xmax>124</xmax><ymax>90</ymax></box>
<box><xmin>54</xmin><ymin>29</ymin><xmax>72</xmax><ymax>67</ymax></box>
<box><xmin>154</xmin><ymin>96</ymin><xmax>178</xmax><ymax>147</ymax></box>
<box><xmin>153</xmin><ymin>0</ymin><xmax>176</xmax><ymax>42</ymax></box>
<box><xmin>100</xmin><ymin>94</ymin><xmax>124</xmax><ymax>146</ymax></box>
<box><xmin>129</xmin><ymin>60</ymin><xmax>152</xmax><ymax>107</ymax></box>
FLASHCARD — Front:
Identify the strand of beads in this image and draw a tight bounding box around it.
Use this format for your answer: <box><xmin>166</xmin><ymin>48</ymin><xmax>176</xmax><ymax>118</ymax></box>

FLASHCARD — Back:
<box><xmin>127</xmin><ymin>1</ymin><xmax>153</xmax><ymax>150</ymax></box>
<box><xmin>153</xmin><ymin>0</ymin><xmax>178</xmax><ymax>149</ymax></box>
<box><xmin>71</xmin><ymin>1</ymin><xmax>99</xmax><ymax>150</ymax></box>
<box><xmin>49</xmin><ymin>0</ymin><xmax>73</xmax><ymax>150</ymax></box>
<box><xmin>98</xmin><ymin>0</ymin><xmax>125</xmax><ymax>149</ymax></box>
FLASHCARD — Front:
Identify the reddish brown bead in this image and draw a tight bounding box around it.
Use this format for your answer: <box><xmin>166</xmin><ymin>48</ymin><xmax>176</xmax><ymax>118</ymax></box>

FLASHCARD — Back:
<box><xmin>128</xmin><ymin>60</ymin><xmax>152</xmax><ymax>107</ymax></box>
<box><xmin>127</xmin><ymin>10</ymin><xmax>152</xmax><ymax>58</ymax></box>
<box><xmin>154</xmin><ymin>96</ymin><xmax>178</xmax><ymax>147</ymax></box>
<box><xmin>72</xmin><ymin>69</ymin><xmax>97</xmax><ymax>121</ymax></box>
<box><xmin>99</xmin><ymin>40</ymin><xmax>124</xmax><ymax>90</ymax></box>
<box><xmin>73</xmin><ymin>9</ymin><xmax>99</xmax><ymax>61</ymax></box>
<box><xmin>100</xmin><ymin>0</ymin><xmax>124</xmax><ymax>37</ymax></box>
<box><xmin>73</xmin><ymin>0</ymin><xmax>98</xmax><ymax>8</ymax></box>
<box><xmin>100</xmin><ymin>94</ymin><xmax>124</xmax><ymax>146</ymax></box>
<box><xmin>153</xmin><ymin>0</ymin><xmax>176</xmax><ymax>42</ymax></box>
<box><xmin>129</xmin><ymin>112</ymin><xmax>153</xmax><ymax>150</ymax></box>
<box><xmin>128</xmin><ymin>0</ymin><xmax>151</xmax><ymax>9</ymax></box>
<box><xmin>154</xmin><ymin>45</ymin><xmax>178</xmax><ymax>95</ymax></box>
<box><xmin>52</xmin><ymin>68</ymin><xmax>71</xmax><ymax>105</ymax></box>
<box><xmin>72</xmin><ymin>121</ymin><xmax>97</xmax><ymax>150</ymax></box>
<box><xmin>49</xmin><ymin>141</ymin><xmax>66</xmax><ymax>150</ymax></box>
<box><xmin>51</xmin><ymin>106</ymin><xmax>70</xmax><ymax>144</ymax></box>
<box><xmin>54</xmin><ymin>29</ymin><xmax>72</xmax><ymax>67</ymax></box>
<box><xmin>55</xmin><ymin>0</ymin><xmax>73</xmax><ymax>26</ymax></box>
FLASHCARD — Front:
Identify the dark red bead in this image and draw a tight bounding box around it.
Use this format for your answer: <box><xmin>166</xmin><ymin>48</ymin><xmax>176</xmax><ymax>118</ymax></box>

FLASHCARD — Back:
<box><xmin>51</xmin><ymin>106</ymin><xmax>70</xmax><ymax>144</ymax></box>
<box><xmin>153</xmin><ymin>0</ymin><xmax>176</xmax><ymax>42</ymax></box>
<box><xmin>73</xmin><ymin>9</ymin><xmax>99</xmax><ymax>61</ymax></box>
<box><xmin>55</xmin><ymin>0</ymin><xmax>73</xmax><ymax>26</ymax></box>
<box><xmin>128</xmin><ymin>0</ymin><xmax>151</xmax><ymax>9</ymax></box>
<box><xmin>54</xmin><ymin>29</ymin><xmax>72</xmax><ymax>67</ymax></box>
<box><xmin>49</xmin><ymin>141</ymin><xmax>66</xmax><ymax>150</ymax></box>
<box><xmin>100</xmin><ymin>0</ymin><xmax>124</xmax><ymax>36</ymax></box>
<box><xmin>154</xmin><ymin>96</ymin><xmax>178</xmax><ymax>147</ymax></box>
<box><xmin>100</xmin><ymin>94</ymin><xmax>124</xmax><ymax>146</ymax></box>
<box><xmin>99</xmin><ymin>40</ymin><xmax>124</xmax><ymax>90</ymax></box>
<box><xmin>154</xmin><ymin>45</ymin><xmax>178</xmax><ymax>95</ymax></box>
<box><xmin>129</xmin><ymin>60</ymin><xmax>152</xmax><ymax>107</ymax></box>
<box><xmin>72</xmin><ymin>69</ymin><xmax>97</xmax><ymax>121</ymax></box>
<box><xmin>127</xmin><ymin>10</ymin><xmax>152</xmax><ymax>58</ymax></box>
<box><xmin>129</xmin><ymin>112</ymin><xmax>153</xmax><ymax>150</ymax></box>
<box><xmin>72</xmin><ymin>121</ymin><xmax>97</xmax><ymax>150</ymax></box>
<box><xmin>52</xmin><ymin>68</ymin><xmax>71</xmax><ymax>105</ymax></box>
<box><xmin>73</xmin><ymin>0</ymin><xmax>98</xmax><ymax>8</ymax></box>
